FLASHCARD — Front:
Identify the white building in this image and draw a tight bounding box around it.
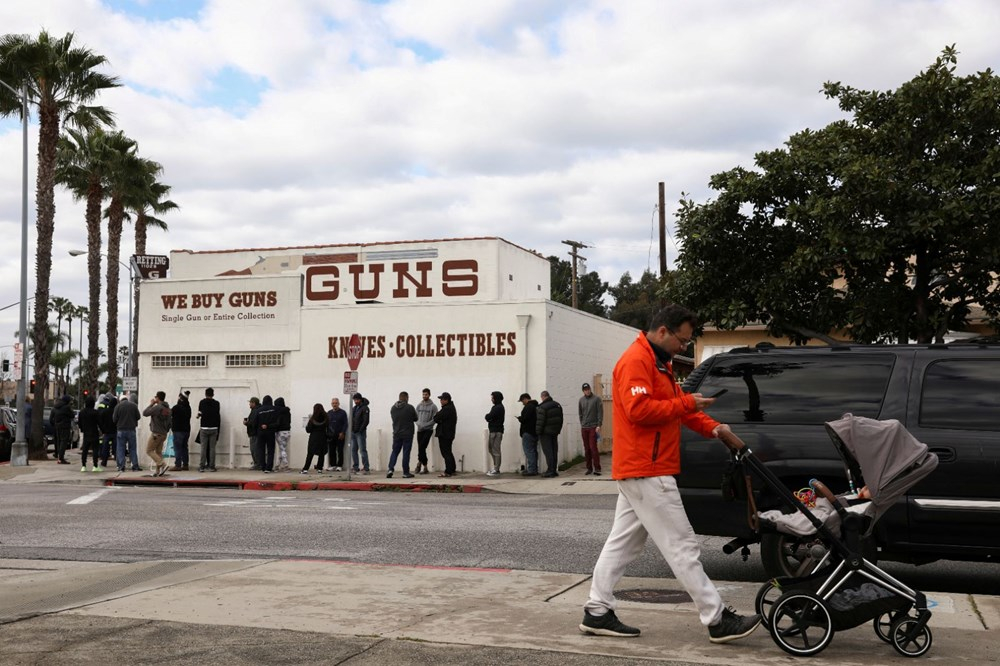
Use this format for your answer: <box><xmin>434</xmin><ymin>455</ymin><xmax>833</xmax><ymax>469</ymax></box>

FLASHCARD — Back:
<box><xmin>135</xmin><ymin>237</ymin><xmax>636</xmax><ymax>473</ymax></box>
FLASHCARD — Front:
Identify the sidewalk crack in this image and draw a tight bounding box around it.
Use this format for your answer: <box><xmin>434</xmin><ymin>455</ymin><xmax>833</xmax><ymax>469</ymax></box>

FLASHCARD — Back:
<box><xmin>332</xmin><ymin>637</ymin><xmax>386</xmax><ymax>664</ymax></box>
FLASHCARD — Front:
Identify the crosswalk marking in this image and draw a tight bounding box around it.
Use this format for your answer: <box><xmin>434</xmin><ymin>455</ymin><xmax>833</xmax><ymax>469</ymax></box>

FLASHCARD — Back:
<box><xmin>67</xmin><ymin>488</ymin><xmax>120</xmax><ymax>505</ymax></box>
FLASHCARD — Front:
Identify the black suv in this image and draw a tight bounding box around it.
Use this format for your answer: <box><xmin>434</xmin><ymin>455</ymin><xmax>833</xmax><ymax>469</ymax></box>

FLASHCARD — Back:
<box><xmin>679</xmin><ymin>342</ymin><xmax>1000</xmax><ymax>576</ymax></box>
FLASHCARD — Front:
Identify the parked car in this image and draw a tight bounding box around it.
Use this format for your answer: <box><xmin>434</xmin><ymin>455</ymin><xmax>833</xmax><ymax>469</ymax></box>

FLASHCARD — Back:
<box><xmin>678</xmin><ymin>341</ymin><xmax>1000</xmax><ymax>577</ymax></box>
<box><xmin>0</xmin><ymin>406</ymin><xmax>15</xmax><ymax>462</ymax></box>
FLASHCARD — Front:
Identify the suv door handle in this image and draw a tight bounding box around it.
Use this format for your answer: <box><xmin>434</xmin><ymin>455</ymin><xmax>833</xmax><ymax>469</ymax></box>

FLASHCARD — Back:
<box><xmin>929</xmin><ymin>447</ymin><xmax>956</xmax><ymax>463</ymax></box>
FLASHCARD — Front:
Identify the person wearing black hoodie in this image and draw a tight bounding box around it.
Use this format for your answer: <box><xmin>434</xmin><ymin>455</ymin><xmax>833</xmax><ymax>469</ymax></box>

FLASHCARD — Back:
<box><xmin>51</xmin><ymin>395</ymin><xmax>75</xmax><ymax>464</ymax></box>
<box><xmin>171</xmin><ymin>391</ymin><xmax>192</xmax><ymax>471</ymax></box>
<box><xmin>517</xmin><ymin>393</ymin><xmax>540</xmax><ymax>476</ymax></box>
<box><xmin>536</xmin><ymin>390</ymin><xmax>564</xmax><ymax>477</ymax></box>
<box><xmin>77</xmin><ymin>395</ymin><xmax>102</xmax><ymax>472</ymax></box>
<box><xmin>274</xmin><ymin>397</ymin><xmax>292</xmax><ymax>471</ymax></box>
<box><xmin>350</xmin><ymin>393</ymin><xmax>371</xmax><ymax>474</ymax></box>
<box><xmin>255</xmin><ymin>395</ymin><xmax>278</xmax><ymax>472</ymax></box>
<box><xmin>433</xmin><ymin>392</ymin><xmax>458</xmax><ymax>477</ymax></box>
<box><xmin>484</xmin><ymin>391</ymin><xmax>505</xmax><ymax>476</ymax></box>
<box><xmin>96</xmin><ymin>391</ymin><xmax>117</xmax><ymax>468</ymax></box>
<box><xmin>387</xmin><ymin>391</ymin><xmax>418</xmax><ymax>478</ymax></box>
<box><xmin>197</xmin><ymin>387</ymin><xmax>221</xmax><ymax>472</ymax></box>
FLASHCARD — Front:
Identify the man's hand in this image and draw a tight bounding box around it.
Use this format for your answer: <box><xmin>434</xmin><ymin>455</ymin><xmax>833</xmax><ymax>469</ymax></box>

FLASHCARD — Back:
<box><xmin>711</xmin><ymin>423</ymin><xmax>732</xmax><ymax>439</ymax></box>
<box><xmin>692</xmin><ymin>393</ymin><xmax>716</xmax><ymax>411</ymax></box>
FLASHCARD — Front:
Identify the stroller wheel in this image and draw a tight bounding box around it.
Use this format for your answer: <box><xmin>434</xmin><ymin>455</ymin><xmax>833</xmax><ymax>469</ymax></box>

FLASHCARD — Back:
<box><xmin>769</xmin><ymin>591</ymin><xmax>834</xmax><ymax>657</ymax></box>
<box><xmin>754</xmin><ymin>579</ymin><xmax>782</xmax><ymax>629</ymax></box>
<box><xmin>873</xmin><ymin>611</ymin><xmax>900</xmax><ymax>643</ymax></box>
<box><xmin>890</xmin><ymin>616</ymin><xmax>932</xmax><ymax>657</ymax></box>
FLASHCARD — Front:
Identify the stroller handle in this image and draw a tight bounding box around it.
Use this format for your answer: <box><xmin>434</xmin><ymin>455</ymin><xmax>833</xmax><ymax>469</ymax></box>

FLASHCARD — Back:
<box><xmin>718</xmin><ymin>429</ymin><xmax>746</xmax><ymax>452</ymax></box>
<box><xmin>809</xmin><ymin>478</ymin><xmax>839</xmax><ymax>507</ymax></box>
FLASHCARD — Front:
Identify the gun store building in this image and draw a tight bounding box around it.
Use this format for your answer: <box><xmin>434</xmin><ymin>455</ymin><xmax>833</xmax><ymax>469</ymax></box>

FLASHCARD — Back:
<box><xmin>135</xmin><ymin>237</ymin><xmax>636</xmax><ymax>473</ymax></box>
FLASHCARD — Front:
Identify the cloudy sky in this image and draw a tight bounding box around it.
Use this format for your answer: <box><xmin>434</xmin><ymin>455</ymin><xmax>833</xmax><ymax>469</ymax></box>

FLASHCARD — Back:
<box><xmin>2</xmin><ymin>0</ymin><xmax>1000</xmax><ymax>357</ymax></box>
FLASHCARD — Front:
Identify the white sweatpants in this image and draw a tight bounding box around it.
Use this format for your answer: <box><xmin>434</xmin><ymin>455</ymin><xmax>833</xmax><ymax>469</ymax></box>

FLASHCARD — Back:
<box><xmin>585</xmin><ymin>475</ymin><xmax>724</xmax><ymax>627</ymax></box>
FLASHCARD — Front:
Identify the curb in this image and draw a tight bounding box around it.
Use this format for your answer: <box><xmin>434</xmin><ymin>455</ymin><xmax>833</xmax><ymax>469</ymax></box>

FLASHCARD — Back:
<box><xmin>104</xmin><ymin>477</ymin><xmax>484</xmax><ymax>493</ymax></box>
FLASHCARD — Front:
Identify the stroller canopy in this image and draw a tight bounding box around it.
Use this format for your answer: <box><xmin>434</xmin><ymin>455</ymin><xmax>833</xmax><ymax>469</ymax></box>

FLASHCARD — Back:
<box><xmin>826</xmin><ymin>414</ymin><xmax>938</xmax><ymax>526</ymax></box>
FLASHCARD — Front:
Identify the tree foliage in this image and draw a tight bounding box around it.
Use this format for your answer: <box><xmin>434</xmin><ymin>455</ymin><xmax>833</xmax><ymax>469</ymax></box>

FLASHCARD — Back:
<box><xmin>669</xmin><ymin>46</ymin><xmax>1000</xmax><ymax>344</ymax></box>
<box><xmin>607</xmin><ymin>269</ymin><xmax>665</xmax><ymax>329</ymax></box>
<box><xmin>548</xmin><ymin>256</ymin><xmax>609</xmax><ymax>317</ymax></box>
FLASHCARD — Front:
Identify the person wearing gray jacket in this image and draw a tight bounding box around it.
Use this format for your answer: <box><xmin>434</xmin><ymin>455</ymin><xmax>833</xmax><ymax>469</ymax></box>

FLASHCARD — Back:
<box><xmin>142</xmin><ymin>391</ymin><xmax>172</xmax><ymax>477</ymax></box>
<box><xmin>113</xmin><ymin>396</ymin><xmax>142</xmax><ymax>472</ymax></box>
<box><xmin>579</xmin><ymin>382</ymin><xmax>603</xmax><ymax>475</ymax></box>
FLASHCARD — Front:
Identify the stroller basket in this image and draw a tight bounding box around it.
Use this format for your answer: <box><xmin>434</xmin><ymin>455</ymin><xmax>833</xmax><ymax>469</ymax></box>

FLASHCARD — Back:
<box><xmin>770</xmin><ymin>570</ymin><xmax>910</xmax><ymax>632</ymax></box>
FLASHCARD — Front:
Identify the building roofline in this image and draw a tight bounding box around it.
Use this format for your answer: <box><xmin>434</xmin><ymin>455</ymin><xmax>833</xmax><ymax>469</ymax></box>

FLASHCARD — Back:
<box><xmin>172</xmin><ymin>236</ymin><xmax>545</xmax><ymax>259</ymax></box>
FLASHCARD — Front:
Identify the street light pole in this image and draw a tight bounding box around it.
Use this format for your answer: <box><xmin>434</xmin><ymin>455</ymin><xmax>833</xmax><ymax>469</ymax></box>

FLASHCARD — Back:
<box><xmin>1</xmin><ymin>78</ymin><xmax>31</xmax><ymax>467</ymax></box>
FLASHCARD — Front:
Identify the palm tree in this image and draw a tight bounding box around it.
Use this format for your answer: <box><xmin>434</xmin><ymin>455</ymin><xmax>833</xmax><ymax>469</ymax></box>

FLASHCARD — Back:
<box><xmin>126</xmin><ymin>158</ymin><xmax>177</xmax><ymax>371</ymax></box>
<box><xmin>102</xmin><ymin>132</ymin><xmax>141</xmax><ymax>387</ymax></box>
<box><xmin>57</xmin><ymin>127</ymin><xmax>131</xmax><ymax>393</ymax></box>
<box><xmin>0</xmin><ymin>30</ymin><xmax>119</xmax><ymax>457</ymax></box>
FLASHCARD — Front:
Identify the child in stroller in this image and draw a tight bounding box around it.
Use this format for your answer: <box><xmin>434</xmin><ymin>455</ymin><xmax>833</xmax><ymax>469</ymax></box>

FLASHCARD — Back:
<box><xmin>720</xmin><ymin>413</ymin><xmax>939</xmax><ymax>657</ymax></box>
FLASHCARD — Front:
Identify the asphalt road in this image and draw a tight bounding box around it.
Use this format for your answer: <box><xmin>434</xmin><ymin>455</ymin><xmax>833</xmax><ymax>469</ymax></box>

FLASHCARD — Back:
<box><xmin>2</xmin><ymin>483</ymin><xmax>999</xmax><ymax>595</ymax></box>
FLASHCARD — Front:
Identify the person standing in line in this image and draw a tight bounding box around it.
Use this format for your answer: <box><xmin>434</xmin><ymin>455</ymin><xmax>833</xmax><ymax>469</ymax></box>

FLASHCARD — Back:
<box><xmin>197</xmin><ymin>387</ymin><xmax>221</xmax><ymax>472</ymax></box>
<box><xmin>51</xmin><ymin>395</ymin><xmax>74</xmax><ymax>464</ymax></box>
<box><xmin>256</xmin><ymin>395</ymin><xmax>278</xmax><ymax>473</ymax></box>
<box><xmin>274</xmin><ymin>397</ymin><xmax>292</xmax><ymax>471</ymax></box>
<box><xmin>350</xmin><ymin>392</ymin><xmax>371</xmax><ymax>474</ymax></box>
<box><xmin>96</xmin><ymin>391</ymin><xmax>117</xmax><ymax>468</ymax></box>
<box><xmin>77</xmin><ymin>395</ymin><xmax>102</xmax><ymax>473</ymax></box>
<box><xmin>536</xmin><ymin>390</ymin><xmax>564</xmax><ymax>477</ymax></box>
<box><xmin>579</xmin><ymin>304</ymin><xmax>761</xmax><ymax>643</ymax></box>
<box><xmin>387</xmin><ymin>391</ymin><xmax>418</xmax><ymax>479</ymax></box>
<box><xmin>579</xmin><ymin>382</ymin><xmax>604</xmax><ymax>476</ymax></box>
<box><xmin>325</xmin><ymin>397</ymin><xmax>348</xmax><ymax>471</ymax></box>
<box><xmin>413</xmin><ymin>388</ymin><xmax>437</xmax><ymax>474</ymax></box>
<box><xmin>434</xmin><ymin>392</ymin><xmax>457</xmax><ymax>477</ymax></box>
<box><xmin>244</xmin><ymin>397</ymin><xmax>261</xmax><ymax>470</ymax></box>
<box><xmin>113</xmin><ymin>395</ymin><xmax>142</xmax><ymax>472</ymax></box>
<box><xmin>171</xmin><ymin>390</ymin><xmax>192</xmax><ymax>471</ymax></box>
<box><xmin>484</xmin><ymin>391</ymin><xmax>505</xmax><ymax>476</ymax></box>
<box><xmin>301</xmin><ymin>403</ymin><xmax>329</xmax><ymax>474</ymax></box>
<box><xmin>517</xmin><ymin>393</ymin><xmax>539</xmax><ymax>476</ymax></box>
<box><xmin>143</xmin><ymin>390</ymin><xmax>172</xmax><ymax>477</ymax></box>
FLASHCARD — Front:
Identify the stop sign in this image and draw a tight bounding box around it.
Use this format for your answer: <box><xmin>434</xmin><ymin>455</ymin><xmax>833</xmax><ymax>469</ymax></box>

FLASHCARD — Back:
<box><xmin>346</xmin><ymin>333</ymin><xmax>363</xmax><ymax>371</ymax></box>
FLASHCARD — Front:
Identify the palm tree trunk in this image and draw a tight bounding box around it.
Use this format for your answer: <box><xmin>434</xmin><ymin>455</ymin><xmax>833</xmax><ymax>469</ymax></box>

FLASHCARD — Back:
<box><xmin>30</xmin><ymin>100</ymin><xmax>59</xmax><ymax>459</ymax></box>
<box><xmin>132</xmin><ymin>212</ymin><xmax>147</xmax><ymax>379</ymax></box>
<box><xmin>105</xmin><ymin>197</ymin><xmax>124</xmax><ymax>389</ymax></box>
<box><xmin>85</xmin><ymin>179</ymin><xmax>102</xmax><ymax>393</ymax></box>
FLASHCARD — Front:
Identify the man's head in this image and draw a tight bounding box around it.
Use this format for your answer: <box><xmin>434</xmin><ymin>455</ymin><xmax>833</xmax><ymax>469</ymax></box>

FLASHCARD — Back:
<box><xmin>518</xmin><ymin>392</ymin><xmax>531</xmax><ymax>404</ymax></box>
<box><xmin>647</xmin><ymin>304</ymin><xmax>698</xmax><ymax>356</ymax></box>
<box><xmin>422</xmin><ymin>388</ymin><xmax>431</xmax><ymax>400</ymax></box>
<box><xmin>352</xmin><ymin>392</ymin><xmax>363</xmax><ymax>403</ymax></box>
<box><xmin>205</xmin><ymin>387</ymin><xmax>214</xmax><ymax>398</ymax></box>
<box><xmin>540</xmin><ymin>390</ymin><xmax>551</xmax><ymax>401</ymax></box>
<box><xmin>581</xmin><ymin>382</ymin><xmax>592</xmax><ymax>396</ymax></box>
<box><xmin>155</xmin><ymin>390</ymin><xmax>166</xmax><ymax>402</ymax></box>
<box><xmin>330</xmin><ymin>397</ymin><xmax>340</xmax><ymax>410</ymax></box>
<box><xmin>399</xmin><ymin>391</ymin><xmax>409</xmax><ymax>403</ymax></box>
<box><xmin>438</xmin><ymin>391</ymin><xmax>451</xmax><ymax>404</ymax></box>
<box><xmin>249</xmin><ymin>397</ymin><xmax>260</xmax><ymax>408</ymax></box>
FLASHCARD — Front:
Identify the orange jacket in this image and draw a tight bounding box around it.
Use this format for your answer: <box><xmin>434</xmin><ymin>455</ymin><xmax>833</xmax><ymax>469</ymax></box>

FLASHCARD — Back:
<box><xmin>611</xmin><ymin>333</ymin><xmax>719</xmax><ymax>479</ymax></box>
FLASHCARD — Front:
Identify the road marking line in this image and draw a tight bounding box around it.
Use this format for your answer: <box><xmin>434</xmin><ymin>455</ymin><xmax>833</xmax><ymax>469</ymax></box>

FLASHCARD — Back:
<box><xmin>67</xmin><ymin>487</ymin><xmax>119</xmax><ymax>505</ymax></box>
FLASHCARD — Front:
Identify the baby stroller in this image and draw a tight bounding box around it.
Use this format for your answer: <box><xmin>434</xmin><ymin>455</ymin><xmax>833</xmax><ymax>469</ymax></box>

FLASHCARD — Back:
<box><xmin>718</xmin><ymin>414</ymin><xmax>939</xmax><ymax>657</ymax></box>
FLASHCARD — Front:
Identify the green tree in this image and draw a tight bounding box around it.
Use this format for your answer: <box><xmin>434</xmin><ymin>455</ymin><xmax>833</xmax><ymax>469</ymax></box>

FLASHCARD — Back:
<box><xmin>0</xmin><ymin>30</ymin><xmax>118</xmax><ymax>456</ymax></box>
<box><xmin>548</xmin><ymin>256</ymin><xmax>608</xmax><ymax>317</ymax></box>
<box><xmin>608</xmin><ymin>269</ymin><xmax>665</xmax><ymax>329</ymax></box>
<box><xmin>669</xmin><ymin>46</ymin><xmax>1000</xmax><ymax>344</ymax></box>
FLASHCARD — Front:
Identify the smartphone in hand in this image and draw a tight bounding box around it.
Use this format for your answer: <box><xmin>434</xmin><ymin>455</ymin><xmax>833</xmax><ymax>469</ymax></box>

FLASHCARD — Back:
<box><xmin>706</xmin><ymin>388</ymin><xmax>728</xmax><ymax>399</ymax></box>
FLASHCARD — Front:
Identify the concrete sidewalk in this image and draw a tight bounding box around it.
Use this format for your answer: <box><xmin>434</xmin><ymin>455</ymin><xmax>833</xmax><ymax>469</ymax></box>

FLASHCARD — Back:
<box><xmin>0</xmin><ymin>454</ymin><xmax>618</xmax><ymax>495</ymax></box>
<box><xmin>0</xmin><ymin>558</ymin><xmax>996</xmax><ymax>665</ymax></box>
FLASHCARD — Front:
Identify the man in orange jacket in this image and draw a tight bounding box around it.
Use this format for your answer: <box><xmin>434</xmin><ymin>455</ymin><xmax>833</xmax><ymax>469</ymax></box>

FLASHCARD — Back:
<box><xmin>579</xmin><ymin>304</ymin><xmax>761</xmax><ymax>644</ymax></box>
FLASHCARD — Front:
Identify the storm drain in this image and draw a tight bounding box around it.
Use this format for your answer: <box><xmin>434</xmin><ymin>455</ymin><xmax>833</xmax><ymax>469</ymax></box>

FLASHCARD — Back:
<box><xmin>614</xmin><ymin>588</ymin><xmax>692</xmax><ymax>604</ymax></box>
<box><xmin>0</xmin><ymin>560</ymin><xmax>200</xmax><ymax>624</ymax></box>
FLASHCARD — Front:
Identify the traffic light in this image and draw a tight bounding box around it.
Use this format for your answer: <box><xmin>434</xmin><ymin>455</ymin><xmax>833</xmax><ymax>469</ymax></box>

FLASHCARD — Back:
<box><xmin>1</xmin><ymin>359</ymin><xmax>8</xmax><ymax>372</ymax></box>
<box><xmin>30</xmin><ymin>378</ymin><xmax>36</xmax><ymax>392</ymax></box>
<box><xmin>83</xmin><ymin>389</ymin><xmax>90</xmax><ymax>399</ymax></box>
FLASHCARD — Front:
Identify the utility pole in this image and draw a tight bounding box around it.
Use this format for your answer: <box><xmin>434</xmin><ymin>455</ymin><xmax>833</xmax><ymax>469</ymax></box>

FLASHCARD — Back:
<box><xmin>561</xmin><ymin>240</ymin><xmax>589</xmax><ymax>309</ymax></box>
<box><xmin>658</xmin><ymin>182</ymin><xmax>667</xmax><ymax>278</ymax></box>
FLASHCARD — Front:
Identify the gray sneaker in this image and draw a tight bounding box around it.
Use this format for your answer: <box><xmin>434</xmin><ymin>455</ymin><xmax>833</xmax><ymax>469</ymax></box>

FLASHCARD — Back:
<box><xmin>708</xmin><ymin>607</ymin><xmax>761</xmax><ymax>644</ymax></box>
<box><xmin>579</xmin><ymin>610</ymin><xmax>640</xmax><ymax>637</ymax></box>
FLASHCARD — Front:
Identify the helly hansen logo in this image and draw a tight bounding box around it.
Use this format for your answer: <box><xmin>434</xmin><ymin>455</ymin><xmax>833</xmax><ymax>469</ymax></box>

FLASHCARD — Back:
<box><xmin>630</xmin><ymin>386</ymin><xmax>647</xmax><ymax>396</ymax></box>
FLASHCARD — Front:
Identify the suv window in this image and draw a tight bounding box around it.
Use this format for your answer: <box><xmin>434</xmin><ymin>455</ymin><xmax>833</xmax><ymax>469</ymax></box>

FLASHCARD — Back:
<box><xmin>699</xmin><ymin>354</ymin><xmax>895</xmax><ymax>424</ymax></box>
<box><xmin>920</xmin><ymin>359</ymin><xmax>1000</xmax><ymax>430</ymax></box>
